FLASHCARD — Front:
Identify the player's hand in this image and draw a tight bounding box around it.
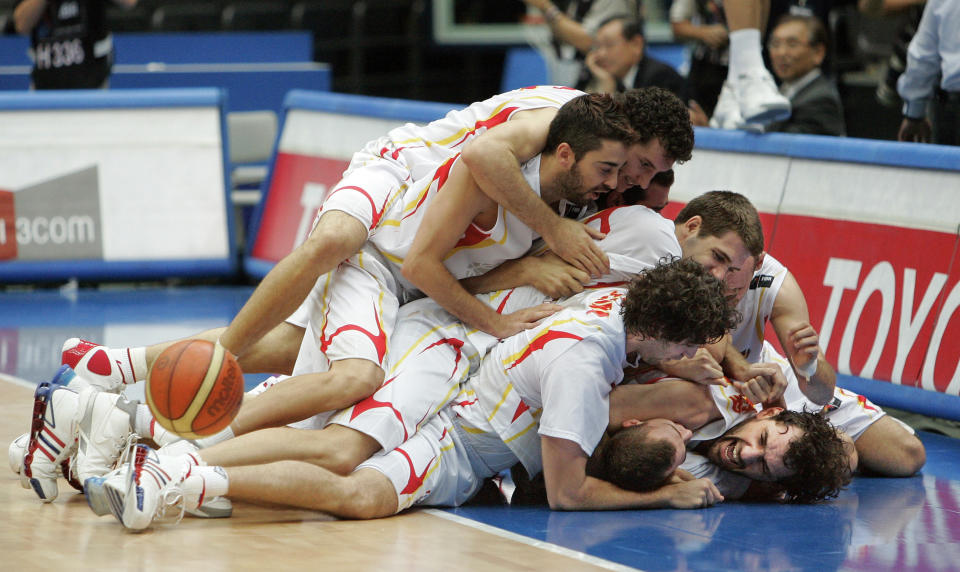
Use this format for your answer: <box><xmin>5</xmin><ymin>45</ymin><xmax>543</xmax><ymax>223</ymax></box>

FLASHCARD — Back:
<box><xmin>492</xmin><ymin>303</ymin><xmax>561</xmax><ymax>339</ymax></box>
<box><xmin>730</xmin><ymin>362</ymin><xmax>787</xmax><ymax>408</ymax></box>
<box><xmin>542</xmin><ymin>218</ymin><xmax>610</xmax><ymax>278</ymax></box>
<box><xmin>786</xmin><ymin>322</ymin><xmax>820</xmax><ymax>377</ymax></box>
<box><xmin>663</xmin><ymin>478</ymin><xmax>724</xmax><ymax>509</ymax></box>
<box><xmin>659</xmin><ymin>348</ymin><xmax>725</xmax><ymax>385</ymax></box>
<box><xmin>518</xmin><ymin>252</ymin><xmax>590</xmax><ymax>298</ymax></box>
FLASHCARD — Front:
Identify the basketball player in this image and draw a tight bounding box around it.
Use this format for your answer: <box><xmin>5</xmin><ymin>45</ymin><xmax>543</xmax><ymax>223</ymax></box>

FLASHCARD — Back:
<box><xmin>722</xmin><ymin>253</ymin><xmax>926</xmax><ymax>477</ymax></box>
<box><xmin>17</xmin><ymin>91</ymin><xmax>641</xmax><ymax>501</ymax></box>
<box><xmin>109</xmin><ymin>258</ymin><xmax>739</xmax><ymax>530</ymax></box>
<box><xmin>13</xmin><ymin>191</ymin><xmax>763</xmax><ymax>500</ymax></box>
<box><xmin>58</xmin><ymin>88</ymin><xmax>692</xmax><ymax>437</ymax></box>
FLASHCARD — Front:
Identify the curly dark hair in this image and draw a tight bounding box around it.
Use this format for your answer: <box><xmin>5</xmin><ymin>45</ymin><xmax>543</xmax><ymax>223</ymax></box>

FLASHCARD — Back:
<box><xmin>675</xmin><ymin>190</ymin><xmax>764</xmax><ymax>258</ymax></box>
<box><xmin>545</xmin><ymin>93</ymin><xmax>637</xmax><ymax>160</ymax></box>
<box><xmin>621</xmin><ymin>257</ymin><xmax>740</xmax><ymax>346</ymax></box>
<box><xmin>618</xmin><ymin>87</ymin><xmax>694</xmax><ymax>163</ymax></box>
<box><xmin>587</xmin><ymin>425</ymin><xmax>677</xmax><ymax>492</ymax></box>
<box><xmin>775</xmin><ymin>410</ymin><xmax>852</xmax><ymax>504</ymax></box>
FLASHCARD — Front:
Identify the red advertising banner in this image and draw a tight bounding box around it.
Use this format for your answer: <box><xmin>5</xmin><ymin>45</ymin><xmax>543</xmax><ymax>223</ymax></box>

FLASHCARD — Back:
<box><xmin>0</xmin><ymin>190</ymin><xmax>15</xmax><ymax>261</ymax></box>
<box><xmin>250</xmin><ymin>152</ymin><xmax>350</xmax><ymax>263</ymax></box>
<box><xmin>770</xmin><ymin>214</ymin><xmax>960</xmax><ymax>393</ymax></box>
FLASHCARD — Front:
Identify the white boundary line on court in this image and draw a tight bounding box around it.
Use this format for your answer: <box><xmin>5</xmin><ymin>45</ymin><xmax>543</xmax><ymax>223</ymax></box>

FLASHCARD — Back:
<box><xmin>423</xmin><ymin>508</ymin><xmax>641</xmax><ymax>572</ymax></box>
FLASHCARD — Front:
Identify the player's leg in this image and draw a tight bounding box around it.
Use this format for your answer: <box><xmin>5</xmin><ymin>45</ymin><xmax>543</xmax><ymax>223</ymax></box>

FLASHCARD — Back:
<box><xmin>228</xmin><ymin>358</ymin><xmax>386</xmax><ymax>436</ymax></box>
<box><xmin>199</xmin><ymin>424</ymin><xmax>381</xmax><ymax>476</ymax></box>
<box><xmin>61</xmin><ymin>321</ymin><xmax>305</xmax><ymax>393</ymax></box>
<box><xmin>853</xmin><ymin>416</ymin><xmax>926</xmax><ymax>477</ymax></box>
<box><xmin>227</xmin><ymin>463</ymin><xmax>398</xmax><ymax>519</ymax></box>
<box><xmin>220</xmin><ymin>254</ymin><xmax>400</xmax><ymax>437</ymax></box>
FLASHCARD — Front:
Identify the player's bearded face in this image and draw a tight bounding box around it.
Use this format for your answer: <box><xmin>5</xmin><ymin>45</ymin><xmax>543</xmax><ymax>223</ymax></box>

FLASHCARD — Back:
<box><xmin>556</xmin><ymin>162</ymin><xmax>605</xmax><ymax>206</ymax></box>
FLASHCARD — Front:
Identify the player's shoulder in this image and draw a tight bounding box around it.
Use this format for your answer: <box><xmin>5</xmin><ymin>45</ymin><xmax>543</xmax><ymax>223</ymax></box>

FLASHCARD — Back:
<box><xmin>559</xmin><ymin>287</ymin><xmax>630</xmax><ymax>332</ymax></box>
<box><xmin>747</xmin><ymin>254</ymin><xmax>788</xmax><ymax>291</ymax></box>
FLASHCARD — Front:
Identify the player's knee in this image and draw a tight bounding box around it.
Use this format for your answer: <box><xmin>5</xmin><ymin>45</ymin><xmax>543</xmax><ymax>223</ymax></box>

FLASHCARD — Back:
<box><xmin>338</xmin><ymin>470</ymin><xmax>397</xmax><ymax>519</ymax></box>
<box><xmin>332</xmin><ymin>362</ymin><xmax>384</xmax><ymax>402</ymax></box>
<box><xmin>308</xmin><ymin>431</ymin><xmax>378</xmax><ymax>474</ymax></box>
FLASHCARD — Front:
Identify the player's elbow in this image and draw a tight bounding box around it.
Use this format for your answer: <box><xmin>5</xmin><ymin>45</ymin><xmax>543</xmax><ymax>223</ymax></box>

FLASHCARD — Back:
<box><xmin>546</xmin><ymin>486</ymin><xmax>588</xmax><ymax>511</ymax></box>
<box><xmin>459</xmin><ymin>136</ymin><xmax>492</xmax><ymax>170</ymax></box>
<box><xmin>897</xmin><ymin>437</ymin><xmax>927</xmax><ymax>477</ymax></box>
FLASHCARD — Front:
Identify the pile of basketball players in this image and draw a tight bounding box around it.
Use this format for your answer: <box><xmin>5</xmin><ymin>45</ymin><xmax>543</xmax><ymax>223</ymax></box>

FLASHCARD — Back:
<box><xmin>11</xmin><ymin>86</ymin><xmax>925</xmax><ymax>532</ymax></box>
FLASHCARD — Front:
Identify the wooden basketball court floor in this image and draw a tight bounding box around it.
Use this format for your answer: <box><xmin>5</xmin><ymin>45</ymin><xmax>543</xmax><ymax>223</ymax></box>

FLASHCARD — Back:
<box><xmin>2</xmin><ymin>285</ymin><xmax>959</xmax><ymax>572</ymax></box>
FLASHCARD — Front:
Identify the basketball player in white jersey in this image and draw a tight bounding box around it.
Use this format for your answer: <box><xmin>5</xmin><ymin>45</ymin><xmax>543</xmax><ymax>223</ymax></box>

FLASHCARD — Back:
<box><xmin>109</xmin><ymin>258</ymin><xmax>739</xmax><ymax>531</ymax></box>
<box><xmin>723</xmin><ymin>254</ymin><xmax>926</xmax><ymax>477</ymax></box>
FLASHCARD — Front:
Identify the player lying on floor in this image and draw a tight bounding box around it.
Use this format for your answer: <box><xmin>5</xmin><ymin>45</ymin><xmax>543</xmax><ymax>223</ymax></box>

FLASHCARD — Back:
<box><xmin>12</xmin><ymin>190</ymin><xmax>762</xmax><ymax>503</ymax></box>
<box><xmin>95</xmin><ymin>257</ymin><xmax>739</xmax><ymax>530</ymax></box>
<box><xmin>514</xmin><ymin>342</ymin><xmax>857</xmax><ymax>506</ymax></box>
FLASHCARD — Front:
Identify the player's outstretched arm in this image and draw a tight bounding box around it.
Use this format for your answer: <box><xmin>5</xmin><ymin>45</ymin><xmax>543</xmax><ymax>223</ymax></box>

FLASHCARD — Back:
<box><xmin>461</xmin><ymin>251</ymin><xmax>589</xmax><ymax>298</ymax></box>
<box><xmin>219</xmin><ymin>211</ymin><xmax>366</xmax><ymax>357</ymax></box>
<box><xmin>460</xmin><ymin>107</ymin><xmax>609</xmax><ymax>276</ymax></box>
<box><xmin>771</xmin><ymin>271</ymin><xmax>836</xmax><ymax>405</ymax></box>
<box><xmin>541</xmin><ymin>435</ymin><xmax>724</xmax><ymax>510</ymax></box>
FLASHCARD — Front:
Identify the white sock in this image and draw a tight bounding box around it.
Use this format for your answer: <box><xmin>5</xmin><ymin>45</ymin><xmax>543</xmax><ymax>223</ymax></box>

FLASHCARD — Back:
<box><xmin>194</xmin><ymin>426</ymin><xmax>235</xmax><ymax>448</ymax></box>
<box><xmin>728</xmin><ymin>28</ymin><xmax>764</xmax><ymax>77</ymax></box>
<box><xmin>134</xmin><ymin>403</ymin><xmax>179</xmax><ymax>446</ymax></box>
<box><xmin>193</xmin><ymin>465</ymin><xmax>230</xmax><ymax>497</ymax></box>
<box><xmin>128</xmin><ymin>347</ymin><xmax>148</xmax><ymax>382</ymax></box>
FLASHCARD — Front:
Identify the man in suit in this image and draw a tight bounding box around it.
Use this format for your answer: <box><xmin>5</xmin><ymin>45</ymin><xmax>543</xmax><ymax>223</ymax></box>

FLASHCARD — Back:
<box><xmin>765</xmin><ymin>13</ymin><xmax>846</xmax><ymax>136</ymax></box>
<box><xmin>580</xmin><ymin>16</ymin><xmax>688</xmax><ymax>101</ymax></box>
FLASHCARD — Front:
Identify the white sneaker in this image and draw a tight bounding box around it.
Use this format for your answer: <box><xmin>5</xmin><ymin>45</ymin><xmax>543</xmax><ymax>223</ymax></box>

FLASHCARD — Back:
<box><xmin>20</xmin><ymin>366</ymin><xmax>90</xmax><ymax>501</ymax></box>
<box><xmin>8</xmin><ymin>433</ymin><xmax>28</xmax><ymax>476</ymax></box>
<box><xmin>154</xmin><ymin>440</ymin><xmax>232</xmax><ymax>518</ymax></box>
<box><xmin>84</xmin><ymin>464</ymin><xmax>130</xmax><ymax>518</ymax></box>
<box><xmin>734</xmin><ymin>68</ymin><xmax>791</xmax><ymax>125</ymax></box>
<box><xmin>76</xmin><ymin>391</ymin><xmax>139</xmax><ymax>483</ymax></box>
<box><xmin>709</xmin><ymin>81</ymin><xmax>745</xmax><ymax>130</ymax></box>
<box><xmin>120</xmin><ymin>444</ymin><xmax>228</xmax><ymax>531</ymax></box>
<box><xmin>61</xmin><ymin>338</ymin><xmax>136</xmax><ymax>392</ymax></box>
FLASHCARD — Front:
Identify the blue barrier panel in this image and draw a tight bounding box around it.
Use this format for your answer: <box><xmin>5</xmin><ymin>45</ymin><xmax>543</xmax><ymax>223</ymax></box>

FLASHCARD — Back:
<box><xmin>114</xmin><ymin>32</ymin><xmax>313</xmax><ymax>64</ymax></box>
<box><xmin>110</xmin><ymin>63</ymin><xmax>331</xmax><ymax>113</ymax></box>
<box><xmin>838</xmin><ymin>374</ymin><xmax>960</xmax><ymax>422</ymax></box>
<box><xmin>0</xmin><ymin>88</ymin><xmax>238</xmax><ymax>283</ymax></box>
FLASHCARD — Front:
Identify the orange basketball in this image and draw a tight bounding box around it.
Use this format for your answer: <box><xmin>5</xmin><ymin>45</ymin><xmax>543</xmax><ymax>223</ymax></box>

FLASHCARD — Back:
<box><xmin>146</xmin><ymin>339</ymin><xmax>244</xmax><ymax>438</ymax></box>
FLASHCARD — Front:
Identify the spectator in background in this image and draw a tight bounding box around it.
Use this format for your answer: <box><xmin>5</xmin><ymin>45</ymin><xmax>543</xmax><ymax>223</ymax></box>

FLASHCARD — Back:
<box><xmin>897</xmin><ymin>0</ymin><xmax>960</xmax><ymax>145</ymax></box>
<box><xmin>522</xmin><ymin>0</ymin><xmax>641</xmax><ymax>86</ymax></box>
<box><xmin>766</xmin><ymin>14</ymin><xmax>846</xmax><ymax>135</ymax></box>
<box><xmin>580</xmin><ymin>16</ymin><xmax>688</xmax><ymax>100</ymax></box>
<box><xmin>13</xmin><ymin>0</ymin><xmax>137</xmax><ymax>90</ymax></box>
<box><xmin>670</xmin><ymin>0</ymin><xmax>728</xmax><ymax>118</ymax></box>
<box><xmin>693</xmin><ymin>13</ymin><xmax>845</xmax><ymax>136</ymax></box>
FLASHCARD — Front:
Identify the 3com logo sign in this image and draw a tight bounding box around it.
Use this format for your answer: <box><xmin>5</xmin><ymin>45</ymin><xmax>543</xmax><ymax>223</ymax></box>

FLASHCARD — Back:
<box><xmin>0</xmin><ymin>165</ymin><xmax>103</xmax><ymax>261</ymax></box>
